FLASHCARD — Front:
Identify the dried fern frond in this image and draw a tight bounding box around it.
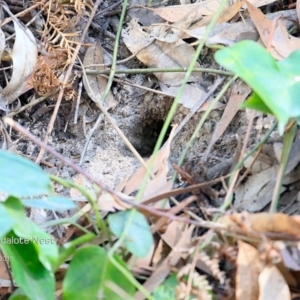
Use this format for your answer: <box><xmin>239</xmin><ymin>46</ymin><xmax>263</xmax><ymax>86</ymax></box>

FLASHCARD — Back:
<box><xmin>32</xmin><ymin>57</ymin><xmax>76</xmax><ymax>100</ymax></box>
<box><xmin>32</xmin><ymin>0</ymin><xmax>92</xmax><ymax>66</ymax></box>
<box><xmin>176</xmin><ymin>264</ymin><xmax>213</xmax><ymax>300</ymax></box>
<box><xmin>198</xmin><ymin>252</ymin><xmax>226</xmax><ymax>285</ymax></box>
<box><xmin>41</xmin><ymin>10</ymin><xmax>80</xmax><ymax>65</ymax></box>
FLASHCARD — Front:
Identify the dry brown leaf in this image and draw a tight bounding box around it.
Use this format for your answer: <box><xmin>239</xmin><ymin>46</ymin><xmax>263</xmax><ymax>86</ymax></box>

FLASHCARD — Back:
<box><xmin>236</xmin><ymin>241</ymin><xmax>263</xmax><ymax>300</ymax></box>
<box><xmin>70</xmin><ymin>174</ymin><xmax>84</xmax><ymax>198</ymax></box>
<box><xmin>258</xmin><ymin>265</ymin><xmax>290</xmax><ymax>300</ymax></box>
<box><xmin>135</xmin><ymin>225</ymin><xmax>195</xmax><ymax>300</ymax></box>
<box><xmin>97</xmin><ymin>192</ymin><xmax>130</xmax><ymax>212</ymax></box>
<box><xmin>276</xmin><ymin>261</ymin><xmax>299</xmax><ymax>290</ymax></box>
<box><xmin>132</xmin><ymin>243</ymin><xmax>155</xmax><ymax>271</ymax></box>
<box><xmin>203</xmin><ymin>81</ymin><xmax>251</xmax><ymax>160</ymax></box>
<box><xmin>159</xmin><ymin>82</ymin><xmax>207</xmax><ymax>109</ymax></box>
<box><xmin>272</xmin><ymin>21</ymin><xmax>300</xmax><ymax>58</ymax></box>
<box><xmin>246</xmin><ymin>1</ymin><xmax>300</xmax><ymax>58</ymax></box>
<box><xmin>123</xmin><ymin>125</ymin><xmax>177</xmax><ymax>204</ymax></box>
<box><xmin>160</xmin><ymin>220</ymin><xmax>186</xmax><ymax>248</ymax></box>
<box><xmin>122</xmin><ymin>19</ymin><xmax>202</xmax><ymax>86</ymax></box>
<box><xmin>152</xmin><ymin>239</ymin><xmax>170</xmax><ymax>267</ymax></box>
<box><xmin>200</xmin><ymin>99</ymin><xmax>225</xmax><ymax>111</ymax></box>
<box><xmin>147</xmin><ymin>12</ymin><xmax>199</xmax><ymax>43</ymax></box>
<box><xmin>244</xmin><ymin>146</ymin><xmax>276</xmax><ymax>175</ymax></box>
<box><xmin>148</xmin><ymin>0</ymin><xmax>275</xmax><ymax>24</ymax></box>
<box><xmin>245</xmin><ymin>1</ymin><xmax>280</xmax><ymax>57</ymax></box>
<box><xmin>234</xmin><ymin>165</ymin><xmax>280</xmax><ymax>212</ymax></box>
<box><xmin>189</xmin><ymin>0</ymin><xmax>246</xmax><ymax>28</ymax></box>
<box><xmin>0</xmin><ymin>19</ymin><xmax>37</xmax><ymax>108</ymax></box>
<box><xmin>83</xmin><ymin>41</ymin><xmax>117</xmax><ymax>110</ymax></box>
<box><xmin>148</xmin><ymin>1</ymin><xmax>221</xmax><ymax>21</ymax></box>
<box><xmin>185</xmin><ymin>10</ymin><xmax>296</xmax><ymax>46</ymax></box>
<box><xmin>235</xmin><ymin>129</ymin><xmax>300</xmax><ymax>211</ymax></box>
<box><xmin>128</xmin><ymin>0</ymin><xmax>165</xmax><ymax>26</ymax></box>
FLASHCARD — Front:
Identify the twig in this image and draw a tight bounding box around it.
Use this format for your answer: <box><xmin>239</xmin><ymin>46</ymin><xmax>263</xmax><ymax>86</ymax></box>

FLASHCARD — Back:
<box><xmin>84</xmin><ymin>38</ymin><xmax>155</xmax><ymax>68</ymax></box>
<box><xmin>171</xmin><ymin>76</ymin><xmax>225</xmax><ymax>142</ymax></box>
<box><xmin>5</xmin><ymin>90</ymin><xmax>58</xmax><ymax>118</ymax></box>
<box><xmin>220</xmin><ymin>120</ymin><xmax>278</xmax><ymax>211</ymax></box>
<box><xmin>1</xmin><ymin>0</ymin><xmax>47</xmax><ymax>26</ymax></box>
<box><xmin>220</xmin><ymin>110</ymin><xmax>255</xmax><ymax>211</ymax></box>
<box><xmin>96</xmin><ymin>0</ymin><xmax>122</xmax><ymax>16</ymax></box>
<box><xmin>5</xmin><ymin>6</ymin><xmax>45</xmax><ymax>42</ymax></box>
<box><xmin>4</xmin><ymin>118</ymin><xmax>127</xmax><ymax>201</ymax></box>
<box><xmin>79</xmin><ymin>113</ymin><xmax>103</xmax><ymax>165</ymax></box>
<box><xmin>101</xmin><ymin>74</ymin><xmax>171</xmax><ymax>96</ymax></box>
<box><xmin>119</xmin><ymin>196</ymin><xmax>228</xmax><ymax>231</ymax></box>
<box><xmin>175</xmin><ymin>75</ymin><xmax>237</xmax><ymax>177</ymax></box>
<box><xmin>235</xmin><ymin>144</ymin><xmax>262</xmax><ymax>188</ymax></box>
<box><xmin>35</xmin><ymin>0</ymin><xmax>103</xmax><ymax>164</ymax></box>
<box><xmin>74</xmin><ymin>80</ymin><xmax>82</xmax><ymax>125</ymax></box>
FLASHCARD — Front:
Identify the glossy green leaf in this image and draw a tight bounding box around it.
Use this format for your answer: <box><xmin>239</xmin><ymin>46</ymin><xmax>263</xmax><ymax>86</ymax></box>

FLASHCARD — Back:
<box><xmin>9</xmin><ymin>288</ymin><xmax>31</xmax><ymax>300</ymax></box>
<box><xmin>0</xmin><ymin>150</ymin><xmax>52</xmax><ymax>197</ymax></box>
<box><xmin>108</xmin><ymin>209</ymin><xmax>153</xmax><ymax>257</ymax></box>
<box><xmin>215</xmin><ymin>41</ymin><xmax>300</xmax><ymax>134</ymax></box>
<box><xmin>1</xmin><ymin>231</ymin><xmax>55</xmax><ymax>300</ymax></box>
<box><xmin>0</xmin><ymin>203</ymin><xmax>14</xmax><ymax>237</ymax></box>
<box><xmin>21</xmin><ymin>196</ymin><xmax>77</xmax><ymax>211</ymax></box>
<box><xmin>3</xmin><ymin>197</ymin><xmax>58</xmax><ymax>271</ymax></box>
<box><xmin>62</xmin><ymin>246</ymin><xmax>135</xmax><ymax>300</ymax></box>
<box><xmin>241</xmin><ymin>92</ymin><xmax>273</xmax><ymax>114</ymax></box>
<box><xmin>153</xmin><ymin>274</ymin><xmax>178</xmax><ymax>300</ymax></box>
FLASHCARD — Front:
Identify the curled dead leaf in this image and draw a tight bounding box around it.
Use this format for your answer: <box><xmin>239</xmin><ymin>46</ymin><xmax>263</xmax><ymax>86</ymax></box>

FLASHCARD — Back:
<box><xmin>83</xmin><ymin>41</ymin><xmax>117</xmax><ymax>110</ymax></box>
<box><xmin>0</xmin><ymin>19</ymin><xmax>37</xmax><ymax>109</ymax></box>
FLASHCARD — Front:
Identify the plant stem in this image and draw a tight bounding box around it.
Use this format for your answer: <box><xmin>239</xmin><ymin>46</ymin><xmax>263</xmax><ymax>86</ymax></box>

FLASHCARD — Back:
<box><xmin>85</xmin><ymin>67</ymin><xmax>233</xmax><ymax>76</ymax></box>
<box><xmin>270</xmin><ymin>121</ymin><xmax>297</xmax><ymax>212</ymax></box>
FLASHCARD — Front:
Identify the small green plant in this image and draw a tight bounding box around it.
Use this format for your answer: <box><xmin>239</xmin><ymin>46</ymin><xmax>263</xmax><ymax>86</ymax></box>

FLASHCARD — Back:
<box><xmin>0</xmin><ymin>150</ymin><xmax>154</xmax><ymax>300</ymax></box>
<box><xmin>215</xmin><ymin>40</ymin><xmax>300</xmax><ymax>134</ymax></box>
<box><xmin>215</xmin><ymin>40</ymin><xmax>300</xmax><ymax>211</ymax></box>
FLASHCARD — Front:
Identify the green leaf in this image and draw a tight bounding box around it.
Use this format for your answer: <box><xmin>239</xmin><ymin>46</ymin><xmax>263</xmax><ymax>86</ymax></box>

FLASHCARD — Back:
<box><xmin>108</xmin><ymin>209</ymin><xmax>153</xmax><ymax>257</ymax></box>
<box><xmin>215</xmin><ymin>41</ymin><xmax>300</xmax><ymax>134</ymax></box>
<box><xmin>241</xmin><ymin>92</ymin><xmax>273</xmax><ymax>114</ymax></box>
<box><xmin>3</xmin><ymin>197</ymin><xmax>58</xmax><ymax>271</ymax></box>
<box><xmin>21</xmin><ymin>196</ymin><xmax>77</xmax><ymax>211</ymax></box>
<box><xmin>0</xmin><ymin>203</ymin><xmax>14</xmax><ymax>237</ymax></box>
<box><xmin>153</xmin><ymin>274</ymin><xmax>178</xmax><ymax>300</ymax></box>
<box><xmin>0</xmin><ymin>150</ymin><xmax>52</xmax><ymax>197</ymax></box>
<box><xmin>62</xmin><ymin>246</ymin><xmax>135</xmax><ymax>300</ymax></box>
<box><xmin>1</xmin><ymin>231</ymin><xmax>55</xmax><ymax>300</ymax></box>
<box><xmin>9</xmin><ymin>288</ymin><xmax>31</xmax><ymax>300</ymax></box>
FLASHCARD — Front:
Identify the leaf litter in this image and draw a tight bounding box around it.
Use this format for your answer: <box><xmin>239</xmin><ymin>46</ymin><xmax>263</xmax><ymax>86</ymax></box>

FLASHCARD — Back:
<box><xmin>2</xmin><ymin>0</ymin><xmax>300</xmax><ymax>299</ymax></box>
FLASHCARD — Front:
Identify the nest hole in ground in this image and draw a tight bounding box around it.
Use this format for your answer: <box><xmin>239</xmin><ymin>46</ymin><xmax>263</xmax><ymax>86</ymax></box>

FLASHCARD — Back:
<box><xmin>134</xmin><ymin>119</ymin><xmax>172</xmax><ymax>157</ymax></box>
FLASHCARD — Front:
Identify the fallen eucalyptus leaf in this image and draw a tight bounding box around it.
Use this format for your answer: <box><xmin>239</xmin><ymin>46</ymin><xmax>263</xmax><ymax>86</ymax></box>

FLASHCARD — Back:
<box><xmin>83</xmin><ymin>41</ymin><xmax>117</xmax><ymax>110</ymax></box>
<box><xmin>122</xmin><ymin>18</ymin><xmax>202</xmax><ymax>86</ymax></box>
<box><xmin>0</xmin><ymin>19</ymin><xmax>37</xmax><ymax>108</ymax></box>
